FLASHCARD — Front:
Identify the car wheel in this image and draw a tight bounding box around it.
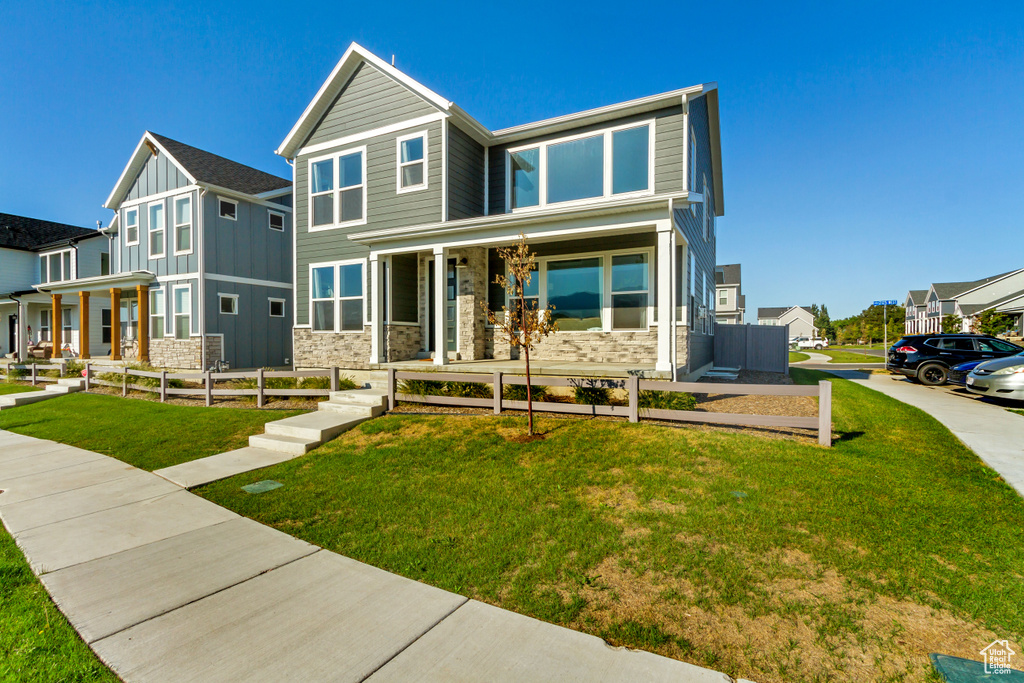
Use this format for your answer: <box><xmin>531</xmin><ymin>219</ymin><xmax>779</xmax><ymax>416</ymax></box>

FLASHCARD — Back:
<box><xmin>918</xmin><ymin>363</ymin><xmax>948</xmax><ymax>386</ymax></box>
<box><xmin>814</xmin><ymin>344</ymin><xmax>822</xmax><ymax>350</ymax></box>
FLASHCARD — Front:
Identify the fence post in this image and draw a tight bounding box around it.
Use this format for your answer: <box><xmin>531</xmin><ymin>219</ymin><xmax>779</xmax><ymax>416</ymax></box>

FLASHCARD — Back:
<box><xmin>330</xmin><ymin>366</ymin><xmax>339</xmax><ymax>393</ymax></box>
<box><xmin>257</xmin><ymin>367</ymin><xmax>265</xmax><ymax>408</ymax></box>
<box><xmin>160</xmin><ymin>371</ymin><xmax>167</xmax><ymax>402</ymax></box>
<box><xmin>122</xmin><ymin>367</ymin><xmax>128</xmax><ymax>397</ymax></box>
<box><xmin>60</xmin><ymin>360</ymin><xmax>66</xmax><ymax>378</ymax></box>
<box><xmin>818</xmin><ymin>380</ymin><xmax>832</xmax><ymax>447</ymax></box>
<box><xmin>205</xmin><ymin>371</ymin><xmax>213</xmax><ymax>407</ymax></box>
<box><xmin>31</xmin><ymin>363</ymin><xmax>37</xmax><ymax>386</ymax></box>
<box><xmin>387</xmin><ymin>368</ymin><xmax>396</xmax><ymax>411</ymax></box>
<box><xmin>493</xmin><ymin>371</ymin><xmax>502</xmax><ymax>415</ymax></box>
<box><xmin>84</xmin><ymin>363</ymin><xmax>91</xmax><ymax>391</ymax></box>
<box><xmin>628</xmin><ymin>375</ymin><xmax>639</xmax><ymax>423</ymax></box>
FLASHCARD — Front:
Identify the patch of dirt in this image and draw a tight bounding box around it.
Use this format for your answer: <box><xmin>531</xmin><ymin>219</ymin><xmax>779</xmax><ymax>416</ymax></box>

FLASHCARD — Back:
<box><xmin>582</xmin><ymin>485</ymin><xmax>642</xmax><ymax>513</ymax></box>
<box><xmin>506</xmin><ymin>433</ymin><xmax>546</xmax><ymax>443</ymax></box>
<box><xmin>341</xmin><ymin>420</ymin><xmax>433</xmax><ymax>450</ymax></box>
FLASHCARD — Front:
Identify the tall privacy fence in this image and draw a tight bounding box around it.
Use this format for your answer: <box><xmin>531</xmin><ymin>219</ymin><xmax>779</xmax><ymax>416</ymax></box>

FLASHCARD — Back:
<box><xmin>386</xmin><ymin>369</ymin><xmax>832</xmax><ymax>447</ymax></box>
<box><xmin>0</xmin><ymin>361</ymin><xmax>345</xmax><ymax>408</ymax></box>
<box><xmin>714</xmin><ymin>323</ymin><xmax>790</xmax><ymax>373</ymax></box>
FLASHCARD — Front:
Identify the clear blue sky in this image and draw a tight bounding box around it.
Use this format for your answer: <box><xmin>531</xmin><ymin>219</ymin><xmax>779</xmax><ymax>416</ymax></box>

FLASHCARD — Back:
<box><xmin>2</xmin><ymin>1</ymin><xmax>1021</xmax><ymax>319</ymax></box>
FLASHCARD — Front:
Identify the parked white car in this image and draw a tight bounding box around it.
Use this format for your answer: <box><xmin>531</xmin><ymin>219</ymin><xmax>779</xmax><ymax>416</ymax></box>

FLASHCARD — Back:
<box><xmin>791</xmin><ymin>336</ymin><xmax>829</xmax><ymax>350</ymax></box>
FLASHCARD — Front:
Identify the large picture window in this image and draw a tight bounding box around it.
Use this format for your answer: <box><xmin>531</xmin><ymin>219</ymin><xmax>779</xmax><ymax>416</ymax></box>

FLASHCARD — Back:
<box><xmin>508</xmin><ymin>122</ymin><xmax>652</xmax><ymax>211</ymax></box>
<box><xmin>149</xmin><ymin>201</ymin><xmax>166</xmax><ymax>258</ymax></box>
<box><xmin>309</xmin><ymin>148</ymin><xmax>366</xmax><ymax>230</ymax></box>
<box><xmin>547</xmin><ymin>257</ymin><xmax>603</xmax><ymax>331</ymax></box>
<box><xmin>311</xmin><ymin>261</ymin><xmax>364</xmax><ymax>332</ymax></box>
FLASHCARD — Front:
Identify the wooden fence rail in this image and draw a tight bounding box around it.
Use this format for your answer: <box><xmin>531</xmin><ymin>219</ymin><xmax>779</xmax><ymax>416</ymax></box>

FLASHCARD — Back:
<box><xmin>387</xmin><ymin>368</ymin><xmax>832</xmax><ymax>447</ymax></box>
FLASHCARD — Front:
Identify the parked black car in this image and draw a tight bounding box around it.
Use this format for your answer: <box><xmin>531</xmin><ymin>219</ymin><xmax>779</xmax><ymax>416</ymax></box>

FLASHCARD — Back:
<box><xmin>886</xmin><ymin>334</ymin><xmax>1023</xmax><ymax>385</ymax></box>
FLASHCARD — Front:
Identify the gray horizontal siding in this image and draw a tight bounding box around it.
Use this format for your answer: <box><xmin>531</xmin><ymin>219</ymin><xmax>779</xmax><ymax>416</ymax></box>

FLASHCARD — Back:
<box><xmin>447</xmin><ymin>123</ymin><xmax>485</xmax><ymax>220</ymax></box>
<box><xmin>306</xmin><ymin>62</ymin><xmax>437</xmax><ymax>147</ymax></box>
<box><xmin>126</xmin><ymin>152</ymin><xmax>190</xmax><ymax>201</ymax></box>
<box><xmin>487</xmin><ymin>105</ymin><xmax>684</xmax><ymax>215</ymax></box>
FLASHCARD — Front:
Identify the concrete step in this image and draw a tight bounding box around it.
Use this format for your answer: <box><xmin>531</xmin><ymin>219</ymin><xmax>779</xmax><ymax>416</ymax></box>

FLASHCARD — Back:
<box><xmin>264</xmin><ymin>411</ymin><xmax>357</xmax><ymax>442</ymax></box>
<box><xmin>45</xmin><ymin>383</ymin><xmax>83</xmax><ymax>394</ymax></box>
<box><xmin>248</xmin><ymin>433</ymin><xmax>318</xmax><ymax>455</ymax></box>
<box><xmin>328</xmin><ymin>389</ymin><xmax>388</xmax><ymax>407</ymax></box>
<box><xmin>0</xmin><ymin>391</ymin><xmax>58</xmax><ymax>408</ymax></box>
<box><xmin>318</xmin><ymin>402</ymin><xmax>383</xmax><ymax>418</ymax></box>
<box><xmin>58</xmin><ymin>378</ymin><xmax>85</xmax><ymax>387</ymax></box>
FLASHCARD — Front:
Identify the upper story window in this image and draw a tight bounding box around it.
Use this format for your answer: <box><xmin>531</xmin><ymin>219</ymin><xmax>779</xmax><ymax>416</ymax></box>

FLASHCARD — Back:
<box><xmin>219</xmin><ymin>198</ymin><xmax>237</xmax><ymax>220</ymax></box>
<box><xmin>507</xmin><ymin>122</ymin><xmax>652</xmax><ymax>211</ymax></box>
<box><xmin>268</xmin><ymin>211</ymin><xmax>285</xmax><ymax>232</ymax></box>
<box><xmin>39</xmin><ymin>249</ymin><xmax>74</xmax><ymax>284</ymax></box>
<box><xmin>100</xmin><ymin>252</ymin><xmax>110</xmax><ymax>275</ymax></box>
<box><xmin>124</xmin><ymin>207</ymin><xmax>139</xmax><ymax>245</ymax></box>
<box><xmin>309</xmin><ymin>147</ymin><xmax>366</xmax><ymax>231</ymax></box>
<box><xmin>719</xmin><ymin>289</ymin><xmax>728</xmax><ymax>305</ymax></box>
<box><xmin>396</xmin><ymin>132</ymin><xmax>427</xmax><ymax>193</ymax></box>
<box><xmin>148</xmin><ymin>201</ymin><xmax>166</xmax><ymax>258</ymax></box>
<box><xmin>174</xmin><ymin>195</ymin><xmax>192</xmax><ymax>254</ymax></box>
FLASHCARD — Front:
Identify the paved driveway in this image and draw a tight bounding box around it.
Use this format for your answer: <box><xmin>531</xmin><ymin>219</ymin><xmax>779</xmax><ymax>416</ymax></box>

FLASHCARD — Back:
<box><xmin>836</xmin><ymin>372</ymin><xmax>1024</xmax><ymax>498</ymax></box>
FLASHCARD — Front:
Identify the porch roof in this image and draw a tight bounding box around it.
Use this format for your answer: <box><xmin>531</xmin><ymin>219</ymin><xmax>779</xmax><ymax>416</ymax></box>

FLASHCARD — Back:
<box><xmin>34</xmin><ymin>271</ymin><xmax>156</xmax><ymax>295</ymax></box>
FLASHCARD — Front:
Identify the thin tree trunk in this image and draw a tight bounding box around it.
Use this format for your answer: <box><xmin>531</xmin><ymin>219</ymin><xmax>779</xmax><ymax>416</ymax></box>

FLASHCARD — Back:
<box><xmin>524</xmin><ymin>344</ymin><xmax>533</xmax><ymax>436</ymax></box>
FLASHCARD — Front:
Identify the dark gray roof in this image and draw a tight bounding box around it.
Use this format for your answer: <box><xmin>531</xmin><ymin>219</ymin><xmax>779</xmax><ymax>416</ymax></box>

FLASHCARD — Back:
<box><xmin>906</xmin><ymin>289</ymin><xmax>928</xmax><ymax>304</ymax></box>
<box><xmin>150</xmin><ymin>133</ymin><xmax>291</xmax><ymax>196</ymax></box>
<box><xmin>0</xmin><ymin>213</ymin><xmax>100</xmax><ymax>252</ymax></box>
<box><xmin>758</xmin><ymin>306</ymin><xmax>789</xmax><ymax>319</ymax></box>
<box><xmin>932</xmin><ymin>271</ymin><xmax>1017</xmax><ymax>300</ymax></box>
<box><xmin>715</xmin><ymin>263</ymin><xmax>741</xmax><ymax>286</ymax></box>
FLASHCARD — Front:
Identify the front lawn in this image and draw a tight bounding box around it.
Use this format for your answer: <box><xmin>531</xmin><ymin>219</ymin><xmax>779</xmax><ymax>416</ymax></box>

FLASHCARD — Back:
<box><xmin>0</xmin><ymin>383</ymin><xmax>43</xmax><ymax>396</ymax></box>
<box><xmin>816</xmin><ymin>349</ymin><xmax>884</xmax><ymax>363</ymax></box>
<box><xmin>196</xmin><ymin>369</ymin><xmax>1024</xmax><ymax>682</ymax></box>
<box><xmin>0</xmin><ymin>393</ymin><xmax>305</xmax><ymax>471</ymax></box>
<box><xmin>788</xmin><ymin>351</ymin><xmax>809</xmax><ymax>363</ymax></box>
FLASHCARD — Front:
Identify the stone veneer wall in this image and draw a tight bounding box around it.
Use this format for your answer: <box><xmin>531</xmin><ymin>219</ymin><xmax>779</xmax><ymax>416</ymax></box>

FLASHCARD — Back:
<box><xmin>484</xmin><ymin>328</ymin><xmax>658</xmax><ymax>364</ymax></box>
<box><xmin>386</xmin><ymin>324</ymin><xmax>421</xmax><ymax>362</ymax></box>
<box><xmin>456</xmin><ymin>247</ymin><xmax>487</xmax><ymax>360</ymax></box>
<box><xmin>675</xmin><ymin>325</ymin><xmax>690</xmax><ymax>377</ymax></box>
<box><xmin>149</xmin><ymin>337</ymin><xmax>208</xmax><ymax>370</ymax></box>
<box><xmin>293</xmin><ymin>327</ymin><xmax>372</xmax><ymax>369</ymax></box>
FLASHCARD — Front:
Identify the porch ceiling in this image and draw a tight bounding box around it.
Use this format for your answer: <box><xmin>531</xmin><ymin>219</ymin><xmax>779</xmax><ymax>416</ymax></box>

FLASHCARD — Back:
<box><xmin>34</xmin><ymin>271</ymin><xmax>156</xmax><ymax>295</ymax></box>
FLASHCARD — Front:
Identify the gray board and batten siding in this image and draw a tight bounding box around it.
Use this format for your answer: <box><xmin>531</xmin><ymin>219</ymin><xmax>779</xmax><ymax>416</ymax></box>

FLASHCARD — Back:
<box><xmin>205</xmin><ymin>281</ymin><xmax>292</xmax><ymax>368</ymax></box>
<box><xmin>202</xmin><ymin>195</ymin><xmax>293</xmax><ymax>284</ymax></box>
<box><xmin>120</xmin><ymin>152</ymin><xmax>197</xmax><ymax>276</ymax></box>
<box><xmin>486</xmin><ymin>105</ymin><xmax>685</xmax><ymax>215</ymax></box>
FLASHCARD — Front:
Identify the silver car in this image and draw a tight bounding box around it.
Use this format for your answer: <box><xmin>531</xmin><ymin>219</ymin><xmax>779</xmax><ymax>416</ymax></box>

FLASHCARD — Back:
<box><xmin>966</xmin><ymin>353</ymin><xmax>1024</xmax><ymax>401</ymax></box>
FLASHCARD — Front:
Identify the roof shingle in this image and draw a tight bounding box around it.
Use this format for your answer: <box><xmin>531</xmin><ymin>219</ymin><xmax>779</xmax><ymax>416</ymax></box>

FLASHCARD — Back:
<box><xmin>150</xmin><ymin>133</ymin><xmax>291</xmax><ymax>196</ymax></box>
<box><xmin>0</xmin><ymin>213</ymin><xmax>100</xmax><ymax>251</ymax></box>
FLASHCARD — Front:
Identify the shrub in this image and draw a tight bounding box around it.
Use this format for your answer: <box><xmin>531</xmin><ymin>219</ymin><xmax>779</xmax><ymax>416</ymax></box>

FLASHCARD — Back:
<box><xmin>639</xmin><ymin>390</ymin><xmax>697</xmax><ymax>412</ymax></box>
<box><xmin>445</xmin><ymin>381</ymin><xmax>491</xmax><ymax>398</ymax></box>
<box><xmin>5</xmin><ymin>366</ymin><xmax>28</xmax><ymax>381</ymax></box>
<box><xmin>573</xmin><ymin>383</ymin><xmax>612</xmax><ymax>406</ymax></box>
<box><xmin>64</xmin><ymin>359</ymin><xmax>85</xmax><ymax>376</ymax></box>
<box><xmin>503</xmin><ymin>383</ymin><xmax>549</xmax><ymax>402</ymax></box>
<box><xmin>298</xmin><ymin>375</ymin><xmax>331</xmax><ymax>390</ymax></box>
<box><xmin>398</xmin><ymin>379</ymin><xmax>446</xmax><ymax>396</ymax></box>
<box><xmin>338</xmin><ymin>375</ymin><xmax>358</xmax><ymax>391</ymax></box>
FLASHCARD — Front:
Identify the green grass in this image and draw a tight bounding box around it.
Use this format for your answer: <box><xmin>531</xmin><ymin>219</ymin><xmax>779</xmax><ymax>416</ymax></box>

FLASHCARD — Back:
<box><xmin>0</xmin><ymin>383</ymin><xmax>43</xmax><ymax>396</ymax></box>
<box><xmin>833</xmin><ymin>343</ymin><xmax>885</xmax><ymax>350</ymax></box>
<box><xmin>0</xmin><ymin>393</ymin><xmax>305</xmax><ymax>470</ymax></box>
<box><xmin>814</xmin><ymin>349</ymin><xmax>884</xmax><ymax>363</ymax></box>
<box><xmin>0</xmin><ymin>528</ymin><xmax>117</xmax><ymax>682</ymax></box>
<box><xmin>194</xmin><ymin>369</ymin><xmax>1024</xmax><ymax>681</ymax></box>
<box><xmin>788</xmin><ymin>351</ymin><xmax>810</xmax><ymax>363</ymax></box>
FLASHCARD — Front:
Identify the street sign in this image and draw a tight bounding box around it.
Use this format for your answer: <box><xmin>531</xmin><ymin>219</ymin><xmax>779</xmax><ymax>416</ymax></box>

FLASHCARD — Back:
<box><xmin>872</xmin><ymin>300</ymin><xmax>899</xmax><ymax>351</ymax></box>
<box><xmin>872</xmin><ymin>300</ymin><xmax>898</xmax><ymax>306</ymax></box>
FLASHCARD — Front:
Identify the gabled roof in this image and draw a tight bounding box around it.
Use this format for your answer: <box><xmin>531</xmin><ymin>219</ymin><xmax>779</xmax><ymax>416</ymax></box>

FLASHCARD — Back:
<box><xmin>105</xmin><ymin>132</ymin><xmax>290</xmax><ymax>209</ymax></box>
<box><xmin>715</xmin><ymin>264</ymin><xmax>741</xmax><ymax>286</ymax></box>
<box><xmin>275</xmin><ymin>43</ymin><xmax>724</xmax><ymax>215</ymax></box>
<box><xmin>758</xmin><ymin>307</ymin><xmax>789</xmax><ymax>319</ymax></box>
<box><xmin>929</xmin><ymin>271</ymin><xmax>1018</xmax><ymax>301</ymax></box>
<box><xmin>905</xmin><ymin>289</ymin><xmax>928</xmax><ymax>305</ymax></box>
<box><xmin>0</xmin><ymin>213</ymin><xmax>101</xmax><ymax>252</ymax></box>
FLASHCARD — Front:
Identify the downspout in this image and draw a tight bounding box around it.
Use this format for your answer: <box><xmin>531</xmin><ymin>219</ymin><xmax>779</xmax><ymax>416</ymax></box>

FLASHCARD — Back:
<box><xmin>198</xmin><ymin>188</ymin><xmax>208</xmax><ymax>371</ymax></box>
<box><xmin>286</xmin><ymin>157</ymin><xmax>296</xmax><ymax>368</ymax></box>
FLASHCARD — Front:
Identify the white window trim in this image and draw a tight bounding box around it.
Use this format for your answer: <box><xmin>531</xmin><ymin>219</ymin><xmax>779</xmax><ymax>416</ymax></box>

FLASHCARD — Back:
<box><xmin>395</xmin><ymin>130</ymin><xmax>429</xmax><ymax>194</ymax></box>
<box><xmin>172</xmin><ymin>283</ymin><xmax>193</xmax><ymax>340</ymax></box>
<box><xmin>173</xmin><ymin>193</ymin><xmax>194</xmax><ymax>256</ymax></box>
<box><xmin>307</xmin><ymin>146</ymin><xmax>368</xmax><ymax>233</ymax></box>
<box><xmin>268</xmin><ymin>297</ymin><xmax>286</xmax><ymax>318</ymax></box>
<box><xmin>219</xmin><ymin>197</ymin><xmax>238</xmax><ymax>221</ymax></box>
<box><xmin>268</xmin><ymin>209</ymin><xmax>285</xmax><ymax>232</ymax></box>
<box><xmin>38</xmin><ymin>248</ymin><xmax>75</xmax><ymax>284</ymax></box>
<box><xmin>40</xmin><ymin>309</ymin><xmax>51</xmax><ymax>342</ymax></box>
<box><xmin>148</xmin><ymin>200</ymin><xmax>166</xmax><ymax>259</ymax></box>
<box><xmin>309</xmin><ymin>258</ymin><xmax>366</xmax><ymax>333</ymax></box>
<box><xmin>149</xmin><ymin>288</ymin><xmax>167</xmax><ymax>338</ymax></box>
<box><xmin>124</xmin><ymin>207</ymin><xmax>140</xmax><ymax>246</ymax></box>
<box><xmin>218</xmin><ymin>293</ymin><xmax>239</xmax><ymax>315</ymax></box>
<box><xmin>505</xmin><ymin>246</ymin><xmax>655</xmax><ymax>334</ymax></box>
<box><xmin>504</xmin><ymin>120</ymin><xmax>655</xmax><ymax>213</ymax></box>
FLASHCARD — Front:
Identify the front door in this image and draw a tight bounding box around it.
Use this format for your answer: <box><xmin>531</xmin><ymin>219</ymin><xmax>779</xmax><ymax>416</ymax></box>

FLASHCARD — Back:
<box><xmin>426</xmin><ymin>257</ymin><xmax>458</xmax><ymax>355</ymax></box>
<box><xmin>7</xmin><ymin>314</ymin><xmax>15</xmax><ymax>355</ymax></box>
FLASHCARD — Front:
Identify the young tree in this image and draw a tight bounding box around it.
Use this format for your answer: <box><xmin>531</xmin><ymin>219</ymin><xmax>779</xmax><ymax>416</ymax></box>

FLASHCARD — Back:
<box><xmin>941</xmin><ymin>314</ymin><xmax>962</xmax><ymax>334</ymax></box>
<box><xmin>814</xmin><ymin>304</ymin><xmax>832</xmax><ymax>340</ymax></box>
<box><xmin>976</xmin><ymin>310</ymin><xmax>1015</xmax><ymax>336</ymax></box>
<box><xmin>481</xmin><ymin>234</ymin><xmax>558</xmax><ymax>436</ymax></box>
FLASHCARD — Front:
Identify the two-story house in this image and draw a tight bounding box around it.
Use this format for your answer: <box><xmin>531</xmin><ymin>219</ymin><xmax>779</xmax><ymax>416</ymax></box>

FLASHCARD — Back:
<box><xmin>29</xmin><ymin>132</ymin><xmax>295</xmax><ymax>370</ymax></box>
<box><xmin>757</xmin><ymin>306</ymin><xmax>815</xmax><ymax>338</ymax></box>
<box><xmin>276</xmin><ymin>43</ymin><xmax>723</xmax><ymax>379</ymax></box>
<box><xmin>903</xmin><ymin>290</ymin><xmax>928</xmax><ymax>334</ymax></box>
<box><xmin>0</xmin><ymin>213</ymin><xmax>111</xmax><ymax>359</ymax></box>
<box><xmin>917</xmin><ymin>271</ymin><xmax>1018</xmax><ymax>334</ymax></box>
<box><xmin>714</xmin><ymin>263</ymin><xmax>744</xmax><ymax>324</ymax></box>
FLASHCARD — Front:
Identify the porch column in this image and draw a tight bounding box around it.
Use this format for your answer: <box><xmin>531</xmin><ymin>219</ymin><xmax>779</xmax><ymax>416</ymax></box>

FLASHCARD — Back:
<box><xmin>110</xmin><ymin>288</ymin><xmax>122</xmax><ymax>361</ymax></box>
<box><xmin>79</xmin><ymin>292</ymin><xmax>90</xmax><ymax>359</ymax></box>
<box><xmin>433</xmin><ymin>246</ymin><xmax>448</xmax><ymax>365</ymax></box>
<box><xmin>51</xmin><ymin>294</ymin><xmax>62</xmax><ymax>359</ymax></box>
<box><xmin>136</xmin><ymin>284</ymin><xmax>149</xmax><ymax>362</ymax></box>
<box><xmin>656</xmin><ymin>220</ymin><xmax>674</xmax><ymax>374</ymax></box>
<box><xmin>369</xmin><ymin>254</ymin><xmax>385</xmax><ymax>365</ymax></box>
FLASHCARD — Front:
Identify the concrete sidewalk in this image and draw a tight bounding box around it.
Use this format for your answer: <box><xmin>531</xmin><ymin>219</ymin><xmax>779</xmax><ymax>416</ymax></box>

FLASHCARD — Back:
<box><xmin>0</xmin><ymin>429</ymin><xmax>738</xmax><ymax>682</ymax></box>
<box><xmin>839</xmin><ymin>373</ymin><xmax>1024</xmax><ymax>498</ymax></box>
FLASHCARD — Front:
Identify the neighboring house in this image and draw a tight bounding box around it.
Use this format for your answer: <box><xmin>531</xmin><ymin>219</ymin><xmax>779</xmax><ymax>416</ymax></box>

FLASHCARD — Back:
<box><xmin>903</xmin><ymin>290</ymin><xmax>928</xmax><ymax>335</ymax></box>
<box><xmin>275</xmin><ymin>43</ymin><xmax>724</xmax><ymax>379</ymax></box>
<box><xmin>714</xmin><ymin>263</ymin><xmax>744</xmax><ymax>324</ymax></box>
<box><xmin>918</xmin><ymin>269</ymin><xmax>1022</xmax><ymax>334</ymax></box>
<box><xmin>757</xmin><ymin>306</ymin><xmax>815</xmax><ymax>338</ymax></box>
<box><xmin>28</xmin><ymin>132</ymin><xmax>294</xmax><ymax>369</ymax></box>
<box><xmin>0</xmin><ymin>213</ymin><xmax>111</xmax><ymax>359</ymax></box>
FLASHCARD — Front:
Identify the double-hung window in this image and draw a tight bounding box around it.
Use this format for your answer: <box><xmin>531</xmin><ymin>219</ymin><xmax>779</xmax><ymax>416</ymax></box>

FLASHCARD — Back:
<box><xmin>719</xmin><ymin>289</ymin><xmax>728</xmax><ymax>306</ymax></box>
<box><xmin>173</xmin><ymin>285</ymin><xmax>191</xmax><ymax>340</ymax></box>
<box><xmin>62</xmin><ymin>309</ymin><xmax>72</xmax><ymax>340</ymax></box>
<box><xmin>174</xmin><ymin>195</ymin><xmax>192</xmax><ymax>254</ymax></box>
<box><xmin>610</xmin><ymin>254</ymin><xmax>649</xmax><ymax>330</ymax></box>
<box><xmin>508</xmin><ymin>122</ymin><xmax>652</xmax><ymax>210</ymax></box>
<box><xmin>125</xmin><ymin>207</ymin><xmax>139</xmax><ymax>244</ymax></box>
<box><xmin>396</xmin><ymin>132</ymin><xmax>427</xmax><ymax>192</ymax></box>
<box><xmin>150</xmin><ymin>290</ymin><xmax>165</xmax><ymax>338</ymax></box>
<box><xmin>38</xmin><ymin>250</ymin><xmax>73</xmax><ymax>284</ymax></box>
<box><xmin>311</xmin><ymin>261</ymin><xmax>364</xmax><ymax>332</ymax></box>
<box><xmin>148</xmin><ymin>201</ymin><xmax>166</xmax><ymax>258</ymax></box>
<box><xmin>40</xmin><ymin>310</ymin><xmax>51</xmax><ymax>341</ymax></box>
<box><xmin>309</xmin><ymin>148</ymin><xmax>366</xmax><ymax>230</ymax></box>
